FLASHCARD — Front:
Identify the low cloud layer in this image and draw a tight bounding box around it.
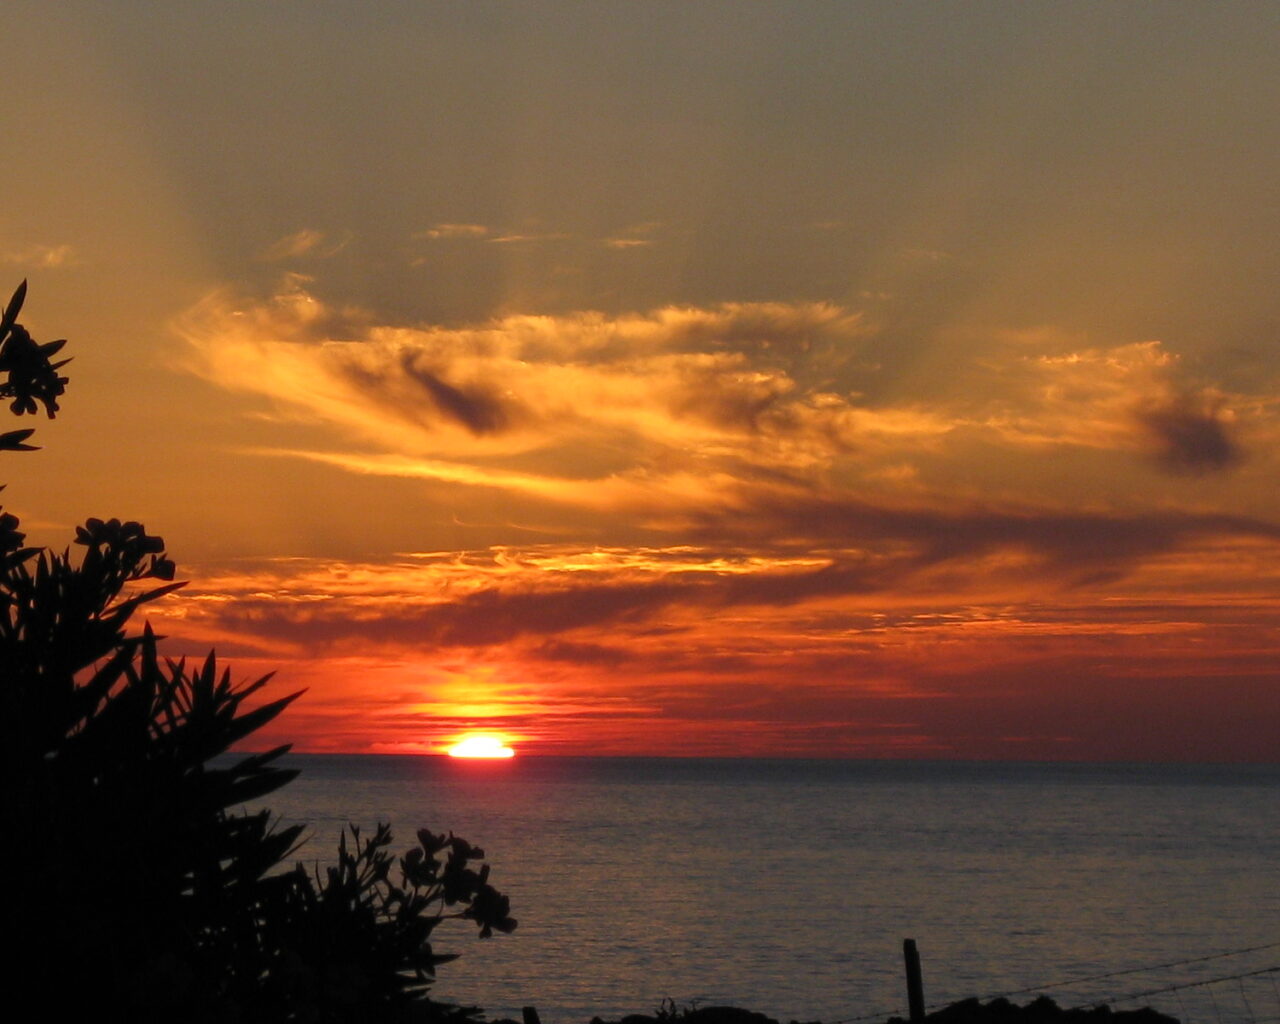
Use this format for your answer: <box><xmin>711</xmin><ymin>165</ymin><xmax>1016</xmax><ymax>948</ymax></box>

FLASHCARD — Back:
<box><xmin>151</xmin><ymin>522</ymin><xmax>1280</xmax><ymax>759</ymax></box>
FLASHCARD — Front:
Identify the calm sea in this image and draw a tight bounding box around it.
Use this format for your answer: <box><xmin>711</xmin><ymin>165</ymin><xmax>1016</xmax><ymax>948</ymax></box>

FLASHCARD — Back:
<box><xmin>254</xmin><ymin>757</ymin><xmax>1280</xmax><ymax>1024</ymax></box>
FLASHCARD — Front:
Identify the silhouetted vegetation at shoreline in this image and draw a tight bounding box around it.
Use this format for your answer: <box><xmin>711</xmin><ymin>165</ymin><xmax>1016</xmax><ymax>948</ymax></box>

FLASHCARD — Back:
<box><xmin>891</xmin><ymin>997</ymin><xmax>1179</xmax><ymax>1024</ymax></box>
<box><xmin>575</xmin><ymin>998</ymin><xmax>1179</xmax><ymax>1024</ymax></box>
<box><xmin>2</xmin><ymin>283</ymin><xmax>514</xmax><ymax>1022</ymax></box>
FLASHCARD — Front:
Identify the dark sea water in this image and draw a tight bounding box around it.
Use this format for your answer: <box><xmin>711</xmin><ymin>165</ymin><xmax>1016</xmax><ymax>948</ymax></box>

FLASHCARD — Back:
<box><xmin>256</xmin><ymin>757</ymin><xmax>1280</xmax><ymax>1024</ymax></box>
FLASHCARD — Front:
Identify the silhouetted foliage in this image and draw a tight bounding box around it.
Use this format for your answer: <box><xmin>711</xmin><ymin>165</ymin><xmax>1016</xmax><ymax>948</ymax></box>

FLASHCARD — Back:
<box><xmin>0</xmin><ymin>279</ymin><xmax>68</xmax><ymax>431</ymax></box>
<box><xmin>1</xmin><ymin>282</ymin><xmax>513</xmax><ymax>1022</ymax></box>
<box><xmin>888</xmin><ymin>996</ymin><xmax>1180</xmax><ymax>1024</ymax></box>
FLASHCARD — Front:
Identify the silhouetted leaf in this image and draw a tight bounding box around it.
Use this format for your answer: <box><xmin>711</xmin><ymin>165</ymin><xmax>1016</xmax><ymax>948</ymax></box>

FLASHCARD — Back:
<box><xmin>0</xmin><ymin>279</ymin><xmax>26</xmax><ymax>335</ymax></box>
<box><xmin>224</xmin><ymin>768</ymin><xmax>303</xmax><ymax>806</ymax></box>
<box><xmin>0</xmin><ymin>428</ymin><xmax>37</xmax><ymax>451</ymax></box>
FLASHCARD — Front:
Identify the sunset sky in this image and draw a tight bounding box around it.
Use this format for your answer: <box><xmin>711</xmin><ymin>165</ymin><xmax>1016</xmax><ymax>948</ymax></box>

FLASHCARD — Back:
<box><xmin>6</xmin><ymin>2</ymin><xmax>1280</xmax><ymax>759</ymax></box>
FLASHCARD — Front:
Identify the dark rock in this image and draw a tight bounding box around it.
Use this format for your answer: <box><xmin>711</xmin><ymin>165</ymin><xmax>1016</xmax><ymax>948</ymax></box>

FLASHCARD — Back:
<box><xmin>591</xmin><ymin>1008</ymin><xmax>779</xmax><ymax>1024</ymax></box>
<box><xmin>891</xmin><ymin>997</ymin><xmax>1179</xmax><ymax>1024</ymax></box>
<box><xmin>685</xmin><ymin>1008</ymin><xmax>780</xmax><ymax>1024</ymax></box>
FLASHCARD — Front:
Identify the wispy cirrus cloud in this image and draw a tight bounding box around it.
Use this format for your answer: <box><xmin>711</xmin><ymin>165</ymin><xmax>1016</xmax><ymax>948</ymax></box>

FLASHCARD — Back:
<box><xmin>416</xmin><ymin>223</ymin><xmax>491</xmax><ymax>241</ymax></box>
<box><xmin>602</xmin><ymin>222</ymin><xmax>662</xmax><ymax>249</ymax></box>
<box><xmin>414</xmin><ymin>223</ymin><xmax>574</xmax><ymax>245</ymax></box>
<box><xmin>3</xmin><ymin>243</ymin><xmax>79</xmax><ymax>269</ymax></box>
<box><xmin>258</xmin><ymin>229</ymin><xmax>352</xmax><ymax>262</ymax></box>
<box><xmin>487</xmin><ymin>232</ymin><xmax>570</xmax><ymax>245</ymax></box>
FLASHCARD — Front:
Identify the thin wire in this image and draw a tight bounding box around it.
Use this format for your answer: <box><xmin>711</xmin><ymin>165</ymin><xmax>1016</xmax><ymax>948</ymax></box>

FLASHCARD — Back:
<box><xmin>1097</xmin><ymin>966</ymin><xmax>1280</xmax><ymax>1007</ymax></box>
<box><xmin>973</xmin><ymin>942</ymin><xmax>1280</xmax><ymax>1006</ymax></box>
<box><xmin>1240</xmin><ymin>978</ymin><xmax>1258</xmax><ymax>1024</ymax></box>
<box><xmin>1175</xmin><ymin>988</ymin><xmax>1192</xmax><ymax>1024</ymax></box>
<box><xmin>1207</xmin><ymin>981</ymin><xmax>1224</xmax><ymax>1024</ymax></box>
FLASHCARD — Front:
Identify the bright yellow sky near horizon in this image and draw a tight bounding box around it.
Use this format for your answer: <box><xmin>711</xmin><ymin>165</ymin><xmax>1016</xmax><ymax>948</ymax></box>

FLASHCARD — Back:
<box><xmin>5</xmin><ymin>2</ymin><xmax>1280</xmax><ymax>759</ymax></box>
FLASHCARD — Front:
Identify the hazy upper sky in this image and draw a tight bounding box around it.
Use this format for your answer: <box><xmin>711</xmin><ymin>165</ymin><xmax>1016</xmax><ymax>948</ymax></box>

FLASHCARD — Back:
<box><xmin>6</xmin><ymin>1</ymin><xmax>1280</xmax><ymax>757</ymax></box>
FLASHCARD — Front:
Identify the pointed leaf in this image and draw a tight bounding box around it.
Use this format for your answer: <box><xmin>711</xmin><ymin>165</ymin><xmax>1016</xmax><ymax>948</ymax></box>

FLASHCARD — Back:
<box><xmin>0</xmin><ymin>428</ymin><xmax>37</xmax><ymax>451</ymax></box>
<box><xmin>222</xmin><ymin>767</ymin><xmax>302</xmax><ymax>806</ymax></box>
<box><xmin>1</xmin><ymin>279</ymin><xmax>27</xmax><ymax>335</ymax></box>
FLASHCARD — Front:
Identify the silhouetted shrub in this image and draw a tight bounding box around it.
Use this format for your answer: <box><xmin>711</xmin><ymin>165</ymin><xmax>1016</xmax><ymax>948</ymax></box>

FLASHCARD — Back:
<box><xmin>1</xmin><ymin>282</ymin><xmax>514</xmax><ymax>1022</ymax></box>
<box><xmin>888</xmin><ymin>996</ymin><xmax>1180</xmax><ymax>1024</ymax></box>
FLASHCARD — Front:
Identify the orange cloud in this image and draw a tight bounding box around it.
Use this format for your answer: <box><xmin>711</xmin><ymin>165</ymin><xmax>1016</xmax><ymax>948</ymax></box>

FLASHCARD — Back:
<box><xmin>258</xmin><ymin>230</ymin><xmax>351</xmax><ymax>262</ymax></box>
<box><xmin>416</xmin><ymin>223</ymin><xmax>491</xmax><ymax>240</ymax></box>
<box><xmin>179</xmin><ymin>285</ymin><xmax>1273</xmax><ymax>512</ymax></box>
<box><xmin>962</xmin><ymin>339</ymin><xmax>1247</xmax><ymax>471</ymax></box>
<box><xmin>167</xmin><ymin>283</ymin><xmax>1280</xmax><ymax>759</ymax></box>
<box><xmin>3</xmin><ymin>243</ymin><xmax>79</xmax><ymax>269</ymax></box>
<box><xmin>178</xmin><ymin>284</ymin><xmax>881</xmax><ymax>473</ymax></box>
<box><xmin>148</xmin><ymin>525</ymin><xmax>1280</xmax><ymax>759</ymax></box>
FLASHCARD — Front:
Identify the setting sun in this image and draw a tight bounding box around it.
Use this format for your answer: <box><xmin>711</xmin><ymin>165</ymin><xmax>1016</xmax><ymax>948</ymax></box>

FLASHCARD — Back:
<box><xmin>446</xmin><ymin>734</ymin><xmax>516</xmax><ymax>759</ymax></box>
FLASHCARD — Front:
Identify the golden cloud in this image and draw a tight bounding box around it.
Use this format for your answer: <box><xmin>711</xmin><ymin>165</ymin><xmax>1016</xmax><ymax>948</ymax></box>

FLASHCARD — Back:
<box><xmin>3</xmin><ymin>243</ymin><xmax>79</xmax><ymax>269</ymax></box>
<box><xmin>148</xmin><ymin>526</ymin><xmax>1280</xmax><ymax>759</ymax></box>
<box><xmin>416</xmin><ymin>223</ymin><xmax>491</xmax><ymax>240</ymax></box>
<box><xmin>178</xmin><ymin>284</ymin><xmax>878</xmax><ymax>470</ymax></box>
<box><xmin>258</xmin><ymin>229</ymin><xmax>351</xmax><ymax>262</ymax></box>
<box><xmin>969</xmin><ymin>340</ymin><xmax>1245</xmax><ymax>470</ymax></box>
<box><xmin>178</xmin><ymin>282</ymin><xmax>1271</xmax><ymax>532</ymax></box>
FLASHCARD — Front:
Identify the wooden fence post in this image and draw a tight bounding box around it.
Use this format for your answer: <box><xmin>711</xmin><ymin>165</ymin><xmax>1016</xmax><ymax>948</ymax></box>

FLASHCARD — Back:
<box><xmin>903</xmin><ymin>938</ymin><xmax>925</xmax><ymax>1023</ymax></box>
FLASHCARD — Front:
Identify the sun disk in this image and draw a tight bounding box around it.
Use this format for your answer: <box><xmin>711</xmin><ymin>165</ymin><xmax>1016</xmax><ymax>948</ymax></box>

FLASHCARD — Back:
<box><xmin>446</xmin><ymin>734</ymin><xmax>516</xmax><ymax>758</ymax></box>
